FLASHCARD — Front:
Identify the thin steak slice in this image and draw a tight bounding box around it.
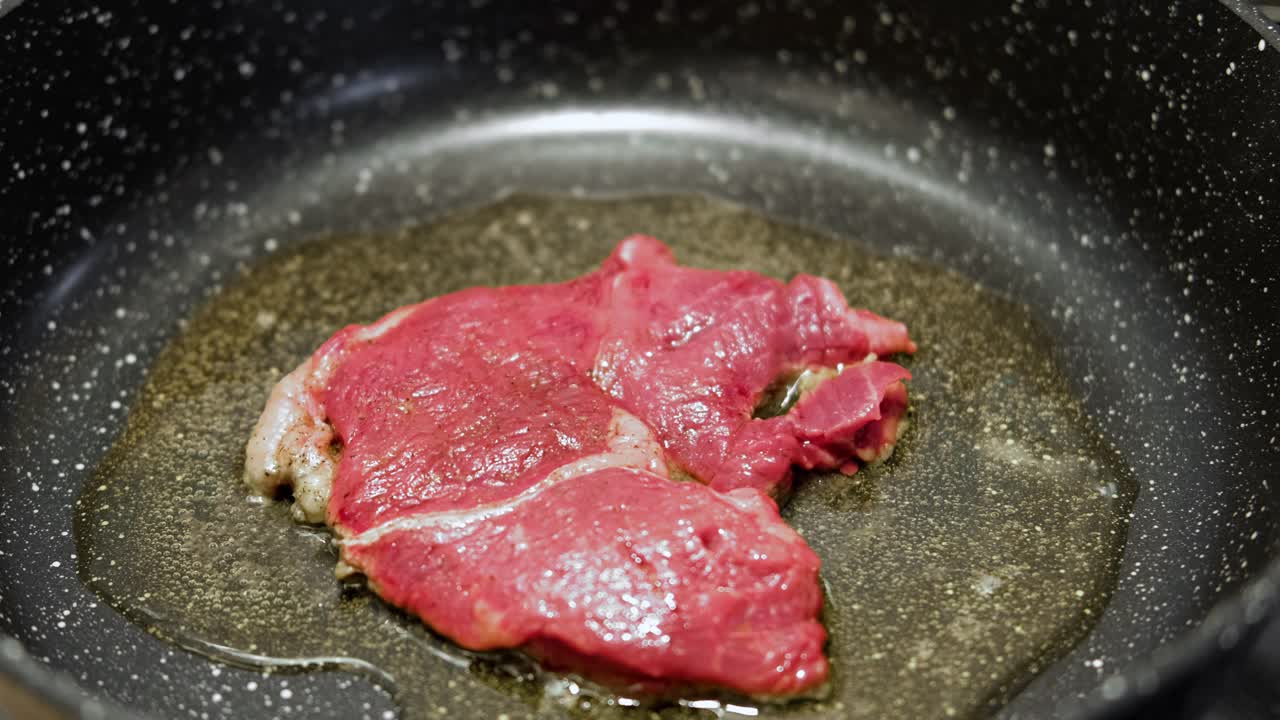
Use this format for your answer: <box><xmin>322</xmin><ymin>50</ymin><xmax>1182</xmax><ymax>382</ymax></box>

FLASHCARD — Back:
<box><xmin>341</xmin><ymin>420</ymin><xmax>826</xmax><ymax>696</ymax></box>
<box><xmin>589</xmin><ymin>238</ymin><xmax>914</xmax><ymax>496</ymax></box>
<box><xmin>244</xmin><ymin>236</ymin><xmax>915</xmax><ymax>696</ymax></box>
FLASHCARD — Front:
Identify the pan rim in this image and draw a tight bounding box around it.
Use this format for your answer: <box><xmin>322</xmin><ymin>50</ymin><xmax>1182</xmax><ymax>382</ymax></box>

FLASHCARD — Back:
<box><xmin>1</xmin><ymin>2</ymin><xmax>1278</xmax><ymax>719</ymax></box>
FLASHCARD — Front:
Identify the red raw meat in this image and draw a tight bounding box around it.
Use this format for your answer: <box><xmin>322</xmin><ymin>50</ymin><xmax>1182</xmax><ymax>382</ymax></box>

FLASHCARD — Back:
<box><xmin>342</xmin><ymin>467</ymin><xmax>826</xmax><ymax>696</ymax></box>
<box><xmin>244</xmin><ymin>236</ymin><xmax>914</xmax><ymax>697</ymax></box>
<box><xmin>589</xmin><ymin>238</ymin><xmax>914</xmax><ymax>496</ymax></box>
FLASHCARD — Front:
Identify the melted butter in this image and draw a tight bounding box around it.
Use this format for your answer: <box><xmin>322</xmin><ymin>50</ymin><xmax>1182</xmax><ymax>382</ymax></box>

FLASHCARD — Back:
<box><xmin>74</xmin><ymin>195</ymin><xmax>1136</xmax><ymax>720</ymax></box>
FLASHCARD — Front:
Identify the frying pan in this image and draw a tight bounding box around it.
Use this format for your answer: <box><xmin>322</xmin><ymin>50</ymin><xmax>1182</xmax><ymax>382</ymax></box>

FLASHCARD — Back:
<box><xmin>1</xmin><ymin>0</ymin><xmax>1278</xmax><ymax>718</ymax></box>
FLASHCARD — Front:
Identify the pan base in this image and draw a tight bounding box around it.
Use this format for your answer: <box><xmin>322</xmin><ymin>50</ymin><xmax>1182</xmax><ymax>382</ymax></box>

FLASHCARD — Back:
<box><xmin>75</xmin><ymin>194</ymin><xmax>1136</xmax><ymax>720</ymax></box>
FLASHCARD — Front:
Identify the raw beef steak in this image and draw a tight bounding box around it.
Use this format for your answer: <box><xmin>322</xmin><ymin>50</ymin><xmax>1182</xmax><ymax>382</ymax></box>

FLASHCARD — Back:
<box><xmin>244</xmin><ymin>236</ymin><xmax>914</xmax><ymax>696</ymax></box>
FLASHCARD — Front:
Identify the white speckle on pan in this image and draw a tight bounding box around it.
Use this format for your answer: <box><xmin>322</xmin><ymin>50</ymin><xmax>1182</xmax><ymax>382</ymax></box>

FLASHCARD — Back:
<box><xmin>442</xmin><ymin>39</ymin><xmax>463</xmax><ymax>63</ymax></box>
<box><xmin>355</xmin><ymin>168</ymin><xmax>373</xmax><ymax>195</ymax></box>
<box><xmin>255</xmin><ymin>311</ymin><xmax>278</xmax><ymax>329</ymax></box>
<box><xmin>974</xmin><ymin>574</ymin><xmax>1003</xmax><ymax>596</ymax></box>
<box><xmin>1100</xmin><ymin>675</ymin><xmax>1127</xmax><ymax>699</ymax></box>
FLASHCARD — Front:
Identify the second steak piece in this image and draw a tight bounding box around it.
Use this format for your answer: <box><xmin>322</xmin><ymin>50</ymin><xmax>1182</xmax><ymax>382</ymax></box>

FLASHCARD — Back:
<box><xmin>589</xmin><ymin>237</ymin><xmax>915</xmax><ymax>496</ymax></box>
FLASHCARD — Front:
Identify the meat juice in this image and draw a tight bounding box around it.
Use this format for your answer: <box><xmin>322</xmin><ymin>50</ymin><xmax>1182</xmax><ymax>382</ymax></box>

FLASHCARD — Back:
<box><xmin>75</xmin><ymin>195</ymin><xmax>1136</xmax><ymax>720</ymax></box>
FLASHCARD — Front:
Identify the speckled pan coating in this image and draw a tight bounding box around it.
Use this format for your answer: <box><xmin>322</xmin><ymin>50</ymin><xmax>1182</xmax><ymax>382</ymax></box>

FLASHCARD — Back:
<box><xmin>0</xmin><ymin>1</ymin><xmax>1278</xmax><ymax>720</ymax></box>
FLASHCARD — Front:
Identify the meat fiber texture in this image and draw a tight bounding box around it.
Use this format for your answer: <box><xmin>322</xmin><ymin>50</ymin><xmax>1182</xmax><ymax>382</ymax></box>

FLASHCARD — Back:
<box><xmin>244</xmin><ymin>236</ymin><xmax>915</xmax><ymax>697</ymax></box>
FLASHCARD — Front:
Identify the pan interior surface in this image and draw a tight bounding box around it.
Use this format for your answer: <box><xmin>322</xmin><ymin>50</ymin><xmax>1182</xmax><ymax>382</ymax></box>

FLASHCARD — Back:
<box><xmin>73</xmin><ymin>188</ymin><xmax>1137</xmax><ymax>720</ymax></box>
<box><xmin>2</xmin><ymin>2</ymin><xmax>1278</xmax><ymax>720</ymax></box>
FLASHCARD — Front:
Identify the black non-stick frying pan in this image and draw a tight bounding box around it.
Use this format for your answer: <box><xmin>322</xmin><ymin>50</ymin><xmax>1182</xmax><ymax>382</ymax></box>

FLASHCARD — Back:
<box><xmin>2</xmin><ymin>1</ymin><xmax>1278</xmax><ymax>719</ymax></box>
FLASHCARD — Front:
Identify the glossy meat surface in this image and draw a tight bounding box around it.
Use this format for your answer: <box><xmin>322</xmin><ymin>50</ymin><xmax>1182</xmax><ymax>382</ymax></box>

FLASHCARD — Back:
<box><xmin>342</xmin><ymin>467</ymin><xmax>826</xmax><ymax>696</ymax></box>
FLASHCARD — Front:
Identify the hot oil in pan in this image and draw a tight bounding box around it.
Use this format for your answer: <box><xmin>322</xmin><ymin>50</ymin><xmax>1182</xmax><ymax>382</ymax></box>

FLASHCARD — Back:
<box><xmin>74</xmin><ymin>195</ymin><xmax>1136</xmax><ymax>720</ymax></box>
